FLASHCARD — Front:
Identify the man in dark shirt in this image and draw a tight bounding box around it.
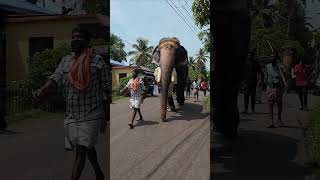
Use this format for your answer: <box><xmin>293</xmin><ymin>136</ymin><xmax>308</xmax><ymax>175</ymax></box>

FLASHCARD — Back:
<box><xmin>241</xmin><ymin>50</ymin><xmax>262</xmax><ymax>114</ymax></box>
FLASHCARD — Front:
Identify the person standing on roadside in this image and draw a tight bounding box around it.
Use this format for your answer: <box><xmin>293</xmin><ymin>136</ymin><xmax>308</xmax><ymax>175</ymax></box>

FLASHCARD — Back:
<box><xmin>265</xmin><ymin>54</ymin><xmax>286</xmax><ymax>128</ymax></box>
<box><xmin>200</xmin><ymin>79</ymin><xmax>208</xmax><ymax>96</ymax></box>
<box><xmin>186</xmin><ymin>78</ymin><xmax>191</xmax><ymax>98</ymax></box>
<box><xmin>241</xmin><ymin>50</ymin><xmax>262</xmax><ymax>114</ymax></box>
<box><xmin>294</xmin><ymin>58</ymin><xmax>311</xmax><ymax>111</ymax></box>
<box><xmin>192</xmin><ymin>79</ymin><xmax>199</xmax><ymax>102</ymax></box>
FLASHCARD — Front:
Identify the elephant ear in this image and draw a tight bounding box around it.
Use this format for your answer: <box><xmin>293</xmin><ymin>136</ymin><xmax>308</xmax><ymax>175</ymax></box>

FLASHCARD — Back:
<box><xmin>175</xmin><ymin>45</ymin><xmax>188</xmax><ymax>66</ymax></box>
<box><xmin>152</xmin><ymin>45</ymin><xmax>161</xmax><ymax>65</ymax></box>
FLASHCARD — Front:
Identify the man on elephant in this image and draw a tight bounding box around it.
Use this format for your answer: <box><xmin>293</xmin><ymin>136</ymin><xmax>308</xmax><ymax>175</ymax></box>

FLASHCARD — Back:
<box><xmin>212</xmin><ymin>0</ymin><xmax>251</xmax><ymax>138</ymax></box>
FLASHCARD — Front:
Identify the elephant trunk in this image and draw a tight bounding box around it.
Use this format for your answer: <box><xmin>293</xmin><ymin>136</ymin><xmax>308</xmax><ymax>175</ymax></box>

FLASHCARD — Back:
<box><xmin>160</xmin><ymin>56</ymin><xmax>174</xmax><ymax>121</ymax></box>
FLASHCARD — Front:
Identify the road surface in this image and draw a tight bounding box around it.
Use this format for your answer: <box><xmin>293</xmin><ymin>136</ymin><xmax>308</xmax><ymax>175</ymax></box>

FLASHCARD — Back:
<box><xmin>0</xmin><ymin>113</ymin><xmax>107</xmax><ymax>180</ymax></box>
<box><xmin>211</xmin><ymin>92</ymin><xmax>320</xmax><ymax>180</ymax></box>
<box><xmin>110</xmin><ymin>93</ymin><xmax>210</xmax><ymax>180</ymax></box>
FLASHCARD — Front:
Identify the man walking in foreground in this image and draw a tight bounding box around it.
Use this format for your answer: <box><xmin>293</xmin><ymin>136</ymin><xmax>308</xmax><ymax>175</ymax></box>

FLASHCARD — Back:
<box><xmin>33</xmin><ymin>27</ymin><xmax>107</xmax><ymax>180</ymax></box>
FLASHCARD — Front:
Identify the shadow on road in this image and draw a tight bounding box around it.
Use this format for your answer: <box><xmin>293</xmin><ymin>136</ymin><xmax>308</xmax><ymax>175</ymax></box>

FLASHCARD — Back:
<box><xmin>281</xmin><ymin>125</ymin><xmax>304</xmax><ymax>130</ymax></box>
<box><xmin>135</xmin><ymin>120</ymin><xmax>159</xmax><ymax>127</ymax></box>
<box><xmin>211</xmin><ymin>130</ymin><xmax>311</xmax><ymax>180</ymax></box>
<box><xmin>239</xmin><ymin>118</ymin><xmax>256</xmax><ymax>122</ymax></box>
<box><xmin>165</xmin><ymin>103</ymin><xmax>207</xmax><ymax>122</ymax></box>
<box><xmin>0</xmin><ymin>130</ymin><xmax>23</xmax><ymax>135</ymax></box>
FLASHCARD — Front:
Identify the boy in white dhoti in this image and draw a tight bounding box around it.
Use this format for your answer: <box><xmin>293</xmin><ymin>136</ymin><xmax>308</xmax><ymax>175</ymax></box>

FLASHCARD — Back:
<box><xmin>121</xmin><ymin>70</ymin><xmax>144</xmax><ymax>129</ymax></box>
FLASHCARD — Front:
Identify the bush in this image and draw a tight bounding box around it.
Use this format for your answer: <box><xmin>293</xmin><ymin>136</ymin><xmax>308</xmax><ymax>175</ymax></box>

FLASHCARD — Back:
<box><xmin>305</xmin><ymin>106</ymin><xmax>320</xmax><ymax>166</ymax></box>
<box><xmin>119</xmin><ymin>76</ymin><xmax>132</xmax><ymax>88</ymax></box>
<box><xmin>202</xmin><ymin>95</ymin><xmax>210</xmax><ymax>114</ymax></box>
<box><xmin>112</xmin><ymin>76</ymin><xmax>131</xmax><ymax>97</ymax></box>
<box><xmin>6</xmin><ymin>80</ymin><xmax>33</xmax><ymax>116</ymax></box>
<box><xmin>27</xmin><ymin>43</ymin><xmax>71</xmax><ymax>89</ymax></box>
<box><xmin>112</xmin><ymin>85</ymin><xmax>122</xmax><ymax>96</ymax></box>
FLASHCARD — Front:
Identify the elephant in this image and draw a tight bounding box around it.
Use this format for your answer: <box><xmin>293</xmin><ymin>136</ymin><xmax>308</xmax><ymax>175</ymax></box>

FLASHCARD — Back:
<box><xmin>152</xmin><ymin>37</ymin><xmax>188</xmax><ymax>121</ymax></box>
<box><xmin>212</xmin><ymin>2</ymin><xmax>251</xmax><ymax>138</ymax></box>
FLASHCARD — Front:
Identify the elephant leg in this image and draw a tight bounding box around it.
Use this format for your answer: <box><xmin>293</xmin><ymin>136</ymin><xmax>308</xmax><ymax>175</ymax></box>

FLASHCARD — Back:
<box><xmin>212</xmin><ymin>10</ymin><xmax>250</xmax><ymax>138</ymax></box>
<box><xmin>176</xmin><ymin>84</ymin><xmax>185</xmax><ymax>106</ymax></box>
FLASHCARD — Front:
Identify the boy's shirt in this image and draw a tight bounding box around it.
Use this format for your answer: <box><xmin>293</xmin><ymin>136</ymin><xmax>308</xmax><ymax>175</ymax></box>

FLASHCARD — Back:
<box><xmin>126</xmin><ymin>77</ymin><xmax>144</xmax><ymax>99</ymax></box>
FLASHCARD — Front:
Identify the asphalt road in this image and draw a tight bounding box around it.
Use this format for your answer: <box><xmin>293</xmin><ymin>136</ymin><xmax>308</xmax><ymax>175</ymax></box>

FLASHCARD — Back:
<box><xmin>110</xmin><ymin>93</ymin><xmax>210</xmax><ymax>180</ymax></box>
<box><xmin>0</xmin><ymin>114</ymin><xmax>107</xmax><ymax>180</ymax></box>
<box><xmin>211</xmin><ymin>92</ymin><xmax>320</xmax><ymax>180</ymax></box>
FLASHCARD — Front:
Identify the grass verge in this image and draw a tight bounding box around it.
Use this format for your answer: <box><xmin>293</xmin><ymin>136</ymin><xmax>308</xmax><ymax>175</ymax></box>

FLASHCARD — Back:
<box><xmin>112</xmin><ymin>95</ymin><xmax>128</xmax><ymax>101</ymax></box>
<box><xmin>7</xmin><ymin>109</ymin><xmax>63</xmax><ymax>124</ymax></box>
<box><xmin>305</xmin><ymin>105</ymin><xmax>320</xmax><ymax>177</ymax></box>
<box><xmin>202</xmin><ymin>95</ymin><xmax>210</xmax><ymax>114</ymax></box>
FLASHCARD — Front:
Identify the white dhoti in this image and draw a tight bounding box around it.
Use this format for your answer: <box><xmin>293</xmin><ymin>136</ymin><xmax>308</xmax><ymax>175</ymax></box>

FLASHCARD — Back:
<box><xmin>64</xmin><ymin>109</ymin><xmax>103</xmax><ymax>151</ymax></box>
<box><xmin>153</xmin><ymin>85</ymin><xmax>159</xmax><ymax>95</ymax></box>
<box><xmin>130</xmin><ymin>97</ymin><xmax>142</xmax><ymax>109</ymax></box>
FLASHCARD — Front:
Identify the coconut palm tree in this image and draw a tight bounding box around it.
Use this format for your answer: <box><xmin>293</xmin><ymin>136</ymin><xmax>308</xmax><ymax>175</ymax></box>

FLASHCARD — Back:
<box><xmin>188</xmin><ymin>56</ymin><xmax>196</xmax><ymax>70</ymax></box>
<box><xmin>195</xmin><ymin>48</ymin><xmax>209</xmax><ymax>66</ymax></box>
<box><xmin>251</xmin><ymin>0</ymin><xmax>275</xmax><ymax>28</ymax></box>
<box><xmin>127</xmin><ymin>38</ymin><xmax>154</xmax><ymax>67</ymax></box>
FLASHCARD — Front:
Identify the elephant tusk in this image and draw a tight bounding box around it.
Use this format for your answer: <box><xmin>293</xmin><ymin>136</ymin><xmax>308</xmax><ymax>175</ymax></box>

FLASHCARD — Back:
<box><xmin>172</xmin><ymin>68</ymin><xmax>178</xmax><ymax>84</ymax></box>
<box><xmin>154</xmin><ymin>67</ymin><xmax>177</xmax><ymax>84</ymax></box>
<box><xmin>154</xmin><ymin>67</ymin><xmax>161</xmax><ymax>83</ymax></box>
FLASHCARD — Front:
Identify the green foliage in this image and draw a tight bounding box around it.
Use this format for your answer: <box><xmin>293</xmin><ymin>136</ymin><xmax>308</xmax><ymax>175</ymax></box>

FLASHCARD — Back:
<box><xmin>198</xmin><ymin>29</ymin><xmax>211</xmax><ymax>53</ymax></box>
<box><xmin>27</xmin><ymin>43</ymin><xmax>71</xmax><ymax>89</ymax></box>
<box><xmin>6</xmin><ymin>80</ymin><xmax>33</xmax><ymax>117</ymax></box>
<box><xmin>82</xmin><ymin>0</ymin><xmax>108</xmax><ymax>15</ymax></box>
<box><xmin>305</xmin><ymin>106</ymin><xmax>320</xmax><ymax>165</ymax></box>
<box><xmin>7</xmin><ymin>43</ymin><xmax>70</xmax><ymax>119</ymax></box>
<box><xmin>188</xmin><ymin>48</ymin><xmax>209</xmax><ymax>81</ymax></box>
<box><xmin>251</xmin><ymin>0</ymin><xmax>316</xmax><ymax>65</ymax></box>
<box><xmin>192</xmin><ymin>0</ymin><xmax>210</xmax><ymax>54</ymax></box>
<box><xmin>192</xmin><ymin>0</ymin><xmax>210</xmax><ymax>29</ymax></box>
<box><xmin>119</xmin><ymin>76</ymin><xmax>131</xmax><ymax>89</ymax></box>
<box><xmin>127</xmin><ymin>38</ymin><xmax>153</xmax><ymax>67</ymax></box>
<box><xmin>112</xmin><ymin>76</ymin><xmax>132</xmax><ymax>97</ymax></box>
<box><xmin>110</xmin><ymin>34</ymin><xmax>127</xmax><ymax>62</ymax></box>
<box><xmin>112</xmin><ymin>85</ymin><xmax>122</xmax><ymax>97</ymax></box>
<box><xmin>252</xmin><ymin>24</ymin><xmax>305</xmax><ymax>57</ymax></box>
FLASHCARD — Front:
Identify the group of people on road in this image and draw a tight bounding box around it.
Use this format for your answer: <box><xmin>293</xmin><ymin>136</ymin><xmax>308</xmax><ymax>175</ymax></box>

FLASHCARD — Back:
<box><xmin>185</xmin><ymin>78</ymin><xmax>208</xmax><ymax>102</ymax></box>
<box><xmin>121</xmin><ymin>69</ymin><xmax>209</xmax><ymax>129</ymax></box>
<box><xmin>241</xmin><ymin>50</ymin><xmax>314</xmax><ymax>128</ymax></box>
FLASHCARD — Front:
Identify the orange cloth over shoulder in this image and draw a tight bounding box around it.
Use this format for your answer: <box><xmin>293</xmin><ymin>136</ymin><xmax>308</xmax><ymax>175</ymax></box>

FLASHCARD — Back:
<box><xmin>131</xmin><ymin>77</ymin><xmax>140</xmax><ymax>91</ymax></box>
<box><xmin>68</xmin><ymin>48</ymin><xmax>93</xmax><ymax>90</ymax></box>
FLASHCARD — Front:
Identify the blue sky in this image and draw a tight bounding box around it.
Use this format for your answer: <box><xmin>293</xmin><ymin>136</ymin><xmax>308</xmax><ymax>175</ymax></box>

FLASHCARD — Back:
<box><xmin>110</xmin><ymin>0</ymin><xmax>209</xmax><ymax>68</ymax></box>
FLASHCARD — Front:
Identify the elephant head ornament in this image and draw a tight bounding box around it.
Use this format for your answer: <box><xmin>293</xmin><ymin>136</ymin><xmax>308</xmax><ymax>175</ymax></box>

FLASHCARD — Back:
<box><xmin>152</xmin><ymin>37</ymin><xmax>188</xmax><ymax>121</ymax></box>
